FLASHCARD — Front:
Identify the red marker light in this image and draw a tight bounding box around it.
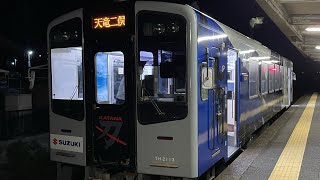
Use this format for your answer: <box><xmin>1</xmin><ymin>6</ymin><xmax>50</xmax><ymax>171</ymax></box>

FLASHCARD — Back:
<box><xmin>270</xmin><ymin>68</ymin><xmax>277</xmax><ymax>72</ymax></box>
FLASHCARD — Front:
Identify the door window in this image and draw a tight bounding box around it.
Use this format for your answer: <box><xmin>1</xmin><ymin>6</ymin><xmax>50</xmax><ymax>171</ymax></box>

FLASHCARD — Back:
<box><xmin>95</xmin><ymin>51</ymin><xmax>125</xmax><ymax>105</ymax></box>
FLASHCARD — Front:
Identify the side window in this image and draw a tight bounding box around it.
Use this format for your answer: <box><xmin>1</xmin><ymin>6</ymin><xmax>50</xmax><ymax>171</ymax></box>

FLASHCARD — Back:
<box><xmin>95</xmin><ymin>51</ymin><xmax>125</xmax><ymax>105</ymax></box>
<box><xmin>201</xmin><ymin>62</ymin><xmax>209</xmax><ymax>101</ymax></box>
<box><xmin>249</xmin><ymin>60</ymin><xmax>259</xmax><ymax>98</ymax></box>
<box><xmin>260</xmin><ymin>62</ymin><xmax>268</xmax><ymax>94</ymax></box>
<box><xmin>268</xmin><ymin>64</ymin><xmax>275</xmax><ymax>93</ymax></box>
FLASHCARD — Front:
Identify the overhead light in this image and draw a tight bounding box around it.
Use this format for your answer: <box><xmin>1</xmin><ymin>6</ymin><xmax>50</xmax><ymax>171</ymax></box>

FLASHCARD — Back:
<box><xmin>240</xmin><ymin>49</ymin><xmax>255</xmax><ymax>54</ymax></box>
<box><xmin>28</xmin><ymin>50</ymin><xmax>33</xmax><ymax>55</ymax></box>
<box><xmin>249</xmin><ymin>56</ymin><xmax>270</xmax><ymax>60</ymax></box>
<box><xmin>316</xmin><ymin>46</ymin><xmax>320</xmax><ymax>50</ymax></box>
<box><xmin>250</xmin><ymin>17</ymin><xmax>264</xmax><ymax>29</ymax></box>
<box><xmin>305</xmin><ymin>27</ymin><xmax>320</xmax><ymax>32</ymax></box>
<box><xmin>198</xmin><ymin>34</ymin><xmax>228</xmax><ymax>43</ymax></box>
<box><xmin>261</xmin><ymin>60</ymin><xmax>280</xmax><ymax>64</ymax></box>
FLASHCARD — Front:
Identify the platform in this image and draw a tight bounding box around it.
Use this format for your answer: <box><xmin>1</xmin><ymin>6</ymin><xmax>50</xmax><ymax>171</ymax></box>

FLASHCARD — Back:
<box><xmin>216</xmin><ymin>93</ymin><xmax>320</xmax><ymax>180</ymax></box>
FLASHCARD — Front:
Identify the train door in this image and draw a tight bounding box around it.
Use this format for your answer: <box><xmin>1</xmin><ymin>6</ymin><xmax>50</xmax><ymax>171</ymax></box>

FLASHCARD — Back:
<box><xmin>289</xmin><ymin>67</ymin><xmax>294</xmax><ymax>104</ymax></box>
<box><xmin>88</xmin><ymin>44</ymin><xmax>135</xmax><ymax>167</ymax></box>
<box><xmin>283</xmin><ymin>66</ymin><xmax>290</xmax><ymax>108</ymax></box>
<box><xmin>83</xmin><ymin>6</ymin><xmax>136</xmax><ymax>170</ymax></box>
<box><xmin>202</xmin><ymin>46</ymin><xmax>227</xmax><ymax>158</ymax></box>
<box><xmin>287</xmin><ymin>67</ymin><xmax>292</xmax><ymax>106</ymax></box>
<box><xmin>212</xmin><ymin>45</ymin><xmax>228</xmax><ymax>157</ymax></box>
<box><xmin>226</xmin><ymin>49</ymin><xmax>239</xmax><ymax>157</ymax></box>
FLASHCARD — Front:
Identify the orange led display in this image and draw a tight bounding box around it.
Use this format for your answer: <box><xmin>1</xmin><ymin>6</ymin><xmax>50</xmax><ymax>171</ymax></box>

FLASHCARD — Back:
<box><xmin>93</xmin><ymin>15</ymin><xmax>125</xmax><ymax>29</ymax></box>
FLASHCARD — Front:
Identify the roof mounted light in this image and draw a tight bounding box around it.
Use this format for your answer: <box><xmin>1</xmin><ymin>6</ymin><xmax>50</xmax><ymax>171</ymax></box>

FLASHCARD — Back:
<box><xmin>305</xmin><ymin>27</ymin><xmax>320</xmax><ymax>32</ymax></box>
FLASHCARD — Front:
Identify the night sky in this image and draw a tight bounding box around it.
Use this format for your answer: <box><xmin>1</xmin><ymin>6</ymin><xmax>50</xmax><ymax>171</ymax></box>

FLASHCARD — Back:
<box><xmin>0</xmin><ymin>0</ymin><xmax>317</xmax><ymax>96</ymax></box>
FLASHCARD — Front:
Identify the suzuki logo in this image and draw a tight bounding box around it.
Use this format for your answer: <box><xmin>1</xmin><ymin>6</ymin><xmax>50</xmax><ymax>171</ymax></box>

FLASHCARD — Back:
<box><xmin>53</xmin><ymin>138</ymin><xmax>58</xmax><ymax>145</ymax></box>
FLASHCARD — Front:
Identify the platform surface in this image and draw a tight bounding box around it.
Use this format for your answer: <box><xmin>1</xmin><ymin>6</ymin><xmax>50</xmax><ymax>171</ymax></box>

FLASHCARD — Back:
<box><xmin>216</xmin><ymin>93</ymin><xmax>320</xmax><ymax>180</ymax></box>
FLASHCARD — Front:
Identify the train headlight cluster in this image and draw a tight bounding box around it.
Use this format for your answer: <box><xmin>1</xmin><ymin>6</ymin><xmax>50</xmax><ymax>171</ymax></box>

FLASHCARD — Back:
<box><xmin>153</xmin><ymin>23</ymin><xmax>166</xmax><ymax>35</ymax></box>
<box><xmin>145</xmin><ymin>22</ymin><xmax>180</xmax><ymax>36</ymax></box>
<box><xmin>54</xmin><ymin>31</ymin><xmax>80</xmax><ymax>42</ymax></box>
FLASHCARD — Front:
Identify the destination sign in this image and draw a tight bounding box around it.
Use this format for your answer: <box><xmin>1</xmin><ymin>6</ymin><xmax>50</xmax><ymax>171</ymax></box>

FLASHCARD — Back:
<box><xmin>93</xmin><ymin>15</ymin><xmax>125</xmax><ymax>29</ymax></box>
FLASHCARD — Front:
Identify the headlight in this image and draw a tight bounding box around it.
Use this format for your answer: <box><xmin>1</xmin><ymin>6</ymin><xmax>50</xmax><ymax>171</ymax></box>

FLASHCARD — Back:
<box><xmin>166</xmin><ymin>23</ymin><xmax>179</xmax><ymax>33</ymax></box>
<box><xmin>153</xmin><ymin>24</ymin><xmax>166</xmax><ymax>35</ymax></box>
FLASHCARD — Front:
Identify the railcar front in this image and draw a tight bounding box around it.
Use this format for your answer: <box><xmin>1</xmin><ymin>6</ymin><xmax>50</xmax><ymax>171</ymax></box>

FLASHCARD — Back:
<box><xmin>48</xmin><ymin>2</ymin><xmax>137</xmax><ymax>175</ymax></box>
<box><xmin>135</xmin><ymin>1</ymin><xmax>199</xmax><ymax>179</ymax></box>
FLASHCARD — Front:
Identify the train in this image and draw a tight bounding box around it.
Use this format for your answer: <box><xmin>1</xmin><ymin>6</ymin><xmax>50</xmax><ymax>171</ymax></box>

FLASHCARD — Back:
<box><xmin>48</xmin><ymin>1</ymin><xmax>294</xmax><ymax>179</ymax></box>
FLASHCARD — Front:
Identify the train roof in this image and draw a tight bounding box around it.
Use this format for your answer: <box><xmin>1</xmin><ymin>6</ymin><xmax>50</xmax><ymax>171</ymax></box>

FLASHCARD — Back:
<box><xmin>189</xmin><ymin>6</ymin><xmax>293</xmax><ymax>64</ymax></box>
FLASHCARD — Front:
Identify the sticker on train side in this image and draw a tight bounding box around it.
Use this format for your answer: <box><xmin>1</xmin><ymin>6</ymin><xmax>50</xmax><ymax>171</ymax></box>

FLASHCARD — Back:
<box><xmin>50</xmin><ymin>134</ymin><xmax>84</xmax><ymax>153</ymax></box>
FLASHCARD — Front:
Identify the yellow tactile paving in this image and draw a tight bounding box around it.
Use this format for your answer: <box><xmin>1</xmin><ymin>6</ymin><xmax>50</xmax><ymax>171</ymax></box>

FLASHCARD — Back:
<box><xmin>269</xmin><ymin>93</ymin><xmax>318</xmax><ymax>180</ymax></box>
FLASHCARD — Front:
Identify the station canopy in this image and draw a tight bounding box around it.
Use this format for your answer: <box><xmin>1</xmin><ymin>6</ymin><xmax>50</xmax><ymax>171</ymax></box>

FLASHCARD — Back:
<box><xmin>257</xmin><ymin>0</ymin><xmax>320</xmax><ymax>61</ymax></box>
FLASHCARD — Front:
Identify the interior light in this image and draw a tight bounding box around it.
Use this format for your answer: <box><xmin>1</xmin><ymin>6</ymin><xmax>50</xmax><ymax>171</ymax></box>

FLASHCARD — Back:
<box><xmin>316</xmin><ymin>46</ymin><xmax>320</xmax><ymax>50</ymax></box>
<box><xmin>261</xmin><ymin>60</ymin><xmax>280</xmax><ymax>64</ymax></box>
<box><xmin>198</xmin><ymin>34</ymin><xmax>228</xmax><ymax>43</ymax></box>
<box><xmin>248</xmin><ymin>56</ymin><xmax>270</xmax><ymax>61</ymax></box>
<box><xmin>305</xmin><ymin>27</ymin><xmax>320</xmax><ymax>32</ymax></box>
<box><xmin>239</xmin><ymin>49</ymin><xmax>255</xmax><ymax>55</ymax></box>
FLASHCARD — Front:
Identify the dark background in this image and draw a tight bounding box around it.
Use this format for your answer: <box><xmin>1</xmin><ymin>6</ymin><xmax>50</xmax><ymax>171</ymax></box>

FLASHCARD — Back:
<box><xmin>0</xmin><ymin>0</ymin><xmax>318</xmax><ymax>98</ymax></box>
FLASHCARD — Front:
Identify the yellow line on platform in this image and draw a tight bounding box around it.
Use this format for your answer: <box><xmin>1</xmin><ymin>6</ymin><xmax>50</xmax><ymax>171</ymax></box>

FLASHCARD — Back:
<box><xmin>269</xmin><ymin>93</ymin><xmax>318</xmax><ymax>180</ymax></box>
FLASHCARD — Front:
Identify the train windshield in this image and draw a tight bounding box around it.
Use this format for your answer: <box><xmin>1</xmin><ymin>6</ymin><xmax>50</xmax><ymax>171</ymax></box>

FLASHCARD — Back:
<box><xmin>51</xmin><ymin>47</ymin><xmax>83</xmax><ymax>100</ymax></box>
<box><xmin>137</xmin><ymin>11</ymin><xmax>187</xmax><ymax>124</ymax></box>
<box><xmin>49</xmin><ymin>18</ymin><xmax>84</xmax><ymax>121</ymax></box>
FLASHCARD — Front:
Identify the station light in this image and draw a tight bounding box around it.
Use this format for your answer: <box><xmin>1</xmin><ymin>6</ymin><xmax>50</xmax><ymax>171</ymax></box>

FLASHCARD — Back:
<box><xmin>316</xmin><ymin>46</ymin><xmax>320</xmax><ymax>50</ymax></box>
<box><xmin>305</xmin><ymin>27</ymin><xmax>320</xmax><ymax>32</ymax></box>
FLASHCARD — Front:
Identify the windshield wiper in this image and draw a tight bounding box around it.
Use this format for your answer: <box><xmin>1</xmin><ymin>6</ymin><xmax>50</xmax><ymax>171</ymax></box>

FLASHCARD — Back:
<box><xmin>142</xmin><ymin>88</ymin><xmax>165</xmax><ymax>116</ymax></box>
<box><xmin>70</xmin><ymin>85</ymin><xmax>78</xmax><ymax>100</ymax></box>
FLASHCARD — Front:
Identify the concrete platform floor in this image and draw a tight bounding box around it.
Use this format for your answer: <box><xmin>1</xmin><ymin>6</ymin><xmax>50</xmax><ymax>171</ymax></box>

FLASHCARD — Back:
<box><xmin>216</xmin><ymin>94</ymin><xmax>320</xmax><ymax>180</ymax></box>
